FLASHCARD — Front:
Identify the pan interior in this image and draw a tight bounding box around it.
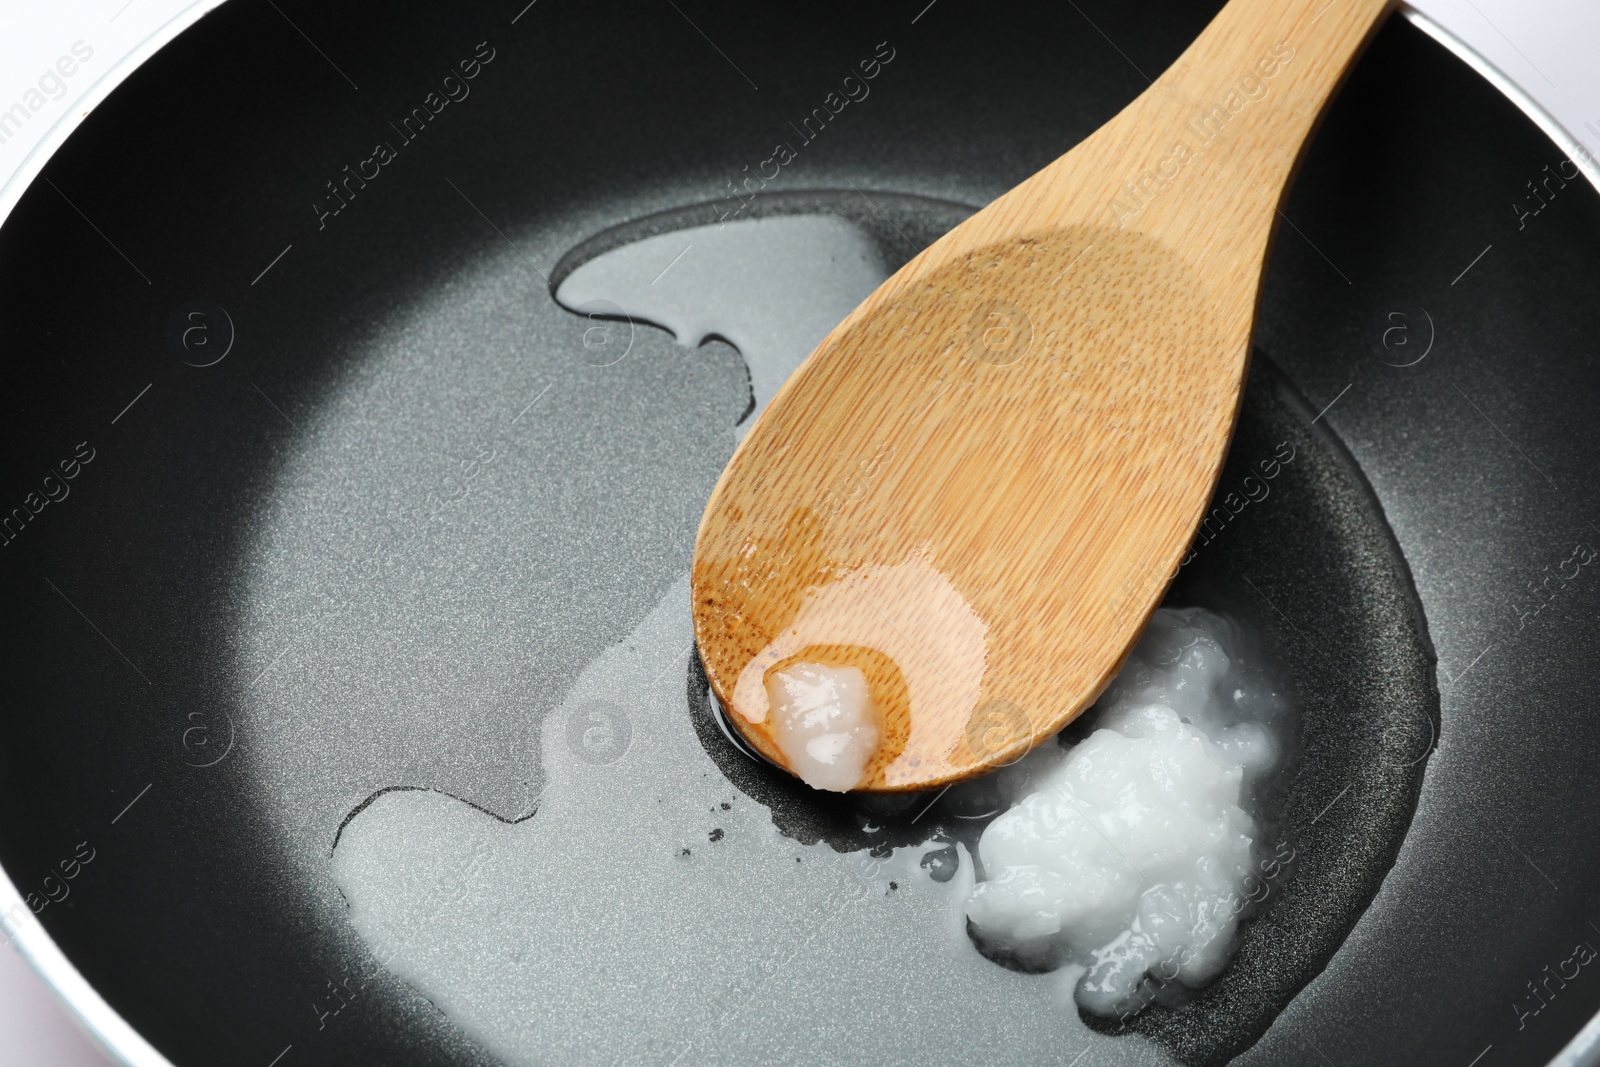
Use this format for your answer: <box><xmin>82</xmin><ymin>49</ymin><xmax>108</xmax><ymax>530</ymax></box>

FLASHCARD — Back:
<box><xmin>232</xmin><ymin>190</ymin><xmax>1436</xmax><ymax>1067</ymax></box>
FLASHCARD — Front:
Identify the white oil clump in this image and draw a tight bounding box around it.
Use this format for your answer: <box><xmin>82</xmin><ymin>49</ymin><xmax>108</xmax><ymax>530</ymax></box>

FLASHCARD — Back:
<box><xmin>964</xmin><ymin>606</ymin><xmax>1289</xmax><ymax>1017</ymax></box>
<box><xmin>766</xmin><ymin>663</ymin><xmax>880</xmax><ymax>791</ymax></box>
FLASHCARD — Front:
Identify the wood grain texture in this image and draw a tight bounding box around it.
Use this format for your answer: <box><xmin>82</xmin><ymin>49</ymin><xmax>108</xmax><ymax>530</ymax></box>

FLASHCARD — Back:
<box><xmin>692</xmin><ymin>0</ymin><xmax>1394</xmax><ymax>791</ymax></box>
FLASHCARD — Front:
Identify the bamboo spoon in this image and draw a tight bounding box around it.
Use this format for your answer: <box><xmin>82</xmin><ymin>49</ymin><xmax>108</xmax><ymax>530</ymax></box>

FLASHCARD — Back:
<box><xmin>691</xmin><ymin>0</ymin><xmax>1392</xmax><ymax>792</ymax></box>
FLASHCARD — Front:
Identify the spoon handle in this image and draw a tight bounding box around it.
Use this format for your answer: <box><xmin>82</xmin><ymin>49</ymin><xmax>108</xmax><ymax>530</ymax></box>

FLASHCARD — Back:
<box><xmin>1152</xmin><ymin>0</ymin><xmax>1394</xmax><ymax>212</ymax></box>
<box><xmin>1132</xmin><ymin>0</ymin><xmax>1392</xmax><ymax>250</ymax></box>
<box><xmin>1003</xmin><ymin>0</ymin><xmax>1393</xmax><ymax>287</ymax></box>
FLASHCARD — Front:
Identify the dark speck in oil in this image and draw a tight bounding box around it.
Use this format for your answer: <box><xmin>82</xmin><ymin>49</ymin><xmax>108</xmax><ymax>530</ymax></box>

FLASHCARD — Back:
<box><xmin>919</xmin><ymin>844</ymin><xmax>960</xmax><ymax>883</ymax></box>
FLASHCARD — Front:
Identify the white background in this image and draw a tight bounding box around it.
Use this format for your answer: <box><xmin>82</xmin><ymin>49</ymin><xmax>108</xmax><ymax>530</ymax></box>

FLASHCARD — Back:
<box><xmin>1</xmin><ymin>0</ymin><xmax>1597</xmax><ymax>1064</ymax></box>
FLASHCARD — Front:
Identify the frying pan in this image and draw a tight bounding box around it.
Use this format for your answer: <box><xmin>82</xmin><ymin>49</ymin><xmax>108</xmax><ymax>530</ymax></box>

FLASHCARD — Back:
<box><xmin>2</xmin><ymin>1</ymin><xmax>1598</xmax><ymax>1064</ymax></box>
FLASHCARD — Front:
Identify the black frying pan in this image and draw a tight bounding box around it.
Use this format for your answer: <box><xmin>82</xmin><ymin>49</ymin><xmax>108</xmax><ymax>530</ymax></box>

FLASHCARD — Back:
<box><xmin>1</xmin><ymin>1</ymin><xmax>1598</xmax><ymax>1064</ymax></box>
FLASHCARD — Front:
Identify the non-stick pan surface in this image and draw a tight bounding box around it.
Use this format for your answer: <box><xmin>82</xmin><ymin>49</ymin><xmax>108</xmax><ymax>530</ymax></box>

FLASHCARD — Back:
<box><xmin>1</xmin><ymin>1</ymin><xmax>1598</xmax><ymax>1065</ymax></box>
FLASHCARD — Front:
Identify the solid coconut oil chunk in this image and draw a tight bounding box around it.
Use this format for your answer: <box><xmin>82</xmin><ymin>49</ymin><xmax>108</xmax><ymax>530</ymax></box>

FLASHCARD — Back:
<box><xmin>959</xmin><ymin>606</ymin><xmax>1291</xmax><ymax>1018</ymax></box>
<box><xmin>766</xmin><ymin>662</ymin><xmax>881</xmax><ymax>791</ymax></box>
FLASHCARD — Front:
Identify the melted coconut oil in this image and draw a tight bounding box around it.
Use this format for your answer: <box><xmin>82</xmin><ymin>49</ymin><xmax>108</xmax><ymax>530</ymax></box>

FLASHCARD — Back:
<box><xmin>329</xmin><ymin>212</ymin><xmax>1295</xmax><ymax>1065</ymax></box>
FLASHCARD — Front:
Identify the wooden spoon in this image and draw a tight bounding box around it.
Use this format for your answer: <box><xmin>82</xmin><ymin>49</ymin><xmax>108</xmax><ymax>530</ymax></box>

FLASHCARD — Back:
<box><xmin>691</xmin><ymin>0</ymin><xmax>1392</xmax><ymax>791</ymax></box>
